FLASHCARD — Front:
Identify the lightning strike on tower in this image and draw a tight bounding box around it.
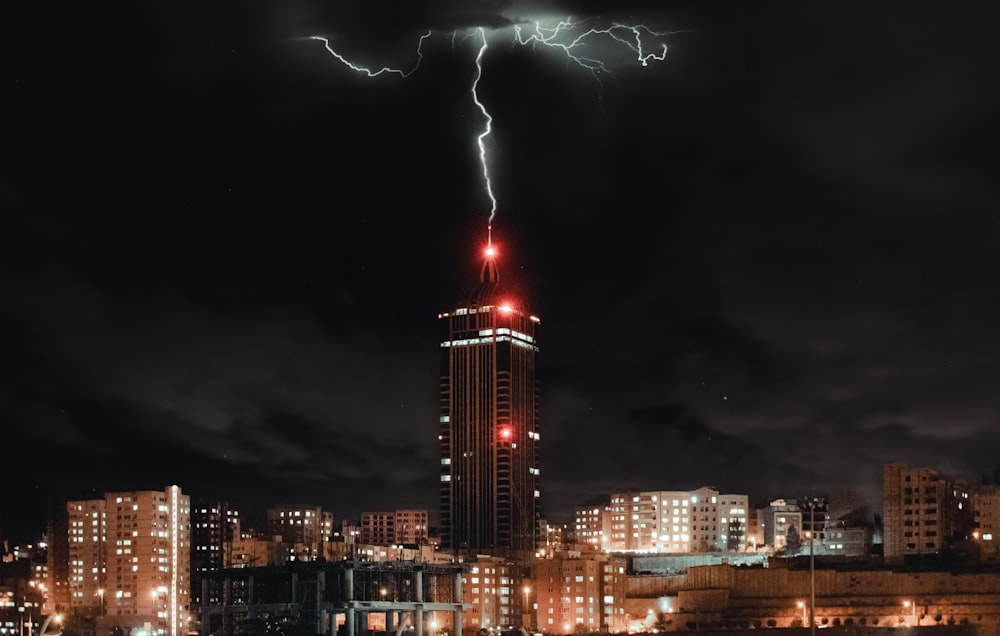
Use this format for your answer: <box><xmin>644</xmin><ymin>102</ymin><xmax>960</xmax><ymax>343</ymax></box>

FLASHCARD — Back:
<box><xmin>472</xmin><ymin>27</ymin><xmax>498</xmax><ymax>225</ymax></box>
<box><xmin>307</xmin><ymin>16</ymin><xmax>673</xmax><ymax>230</ymax></box>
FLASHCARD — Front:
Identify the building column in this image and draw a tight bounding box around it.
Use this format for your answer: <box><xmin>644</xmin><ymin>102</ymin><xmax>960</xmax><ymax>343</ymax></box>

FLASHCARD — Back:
<box><xmin>415</xmin><ymin>569</ymin><xmax>424</xmax><ymax>636</ymax></box>
<box><xmin>201</xmin><ymin>578</ymin><xmax>211</xmax><ymax>636</ymax></box>
<box><xmin>345</xmin><ymin>567</ymin><xmax>355</xmax><ymax>636</ymax></box>
<box><xmin>222</xmin><ymin>577</ymin><xmax>231</xmax><ymax>636</ymax></box>
<box><xmin>454</xmin><ymin>568</ymin><xmax>463</xmax><ymax>636</ymax></box>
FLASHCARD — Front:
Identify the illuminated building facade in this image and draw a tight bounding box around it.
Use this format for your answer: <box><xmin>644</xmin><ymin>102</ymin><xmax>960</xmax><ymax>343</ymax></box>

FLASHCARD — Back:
<box><xmin>66</xmin><ymin>498</ymin><xmax>106</xmax><ymax>616</ymax></box>
<box><xmin>190</xmin><ymin>501</ymin><xmax>241</xmax><ymax>607</ymax></box>
<box><xmin>438</xmin><ymin>233</ymin><xmax>541</xmax><ymax>558</ymax></box>
<box><xmin>574</xmin><ymin>506</ymin><xmax>608</xmax><ymax>551</ymax></box>
<box><xmin>883</xmin><ymin>463</ymin><xmax>973</xmax><ymax>564</ymax></box>
<box><xmin>604</xmin><ymin>487</ymin><xmax>749</xmax><ymax>553</ymax></box>
<box><xmin>102</xmin><ymin>486</ymin><xmax>191</xmax><ymax>636</ymax></box>
<box><xmin>265</xmin><ymin>504</ymin><xmax>333</xmax><ymax>560</ymax></box>
<box><xmin>460</xmin><ymin>555</ymin><xmax>516</xmax><ymax>630</ymax></box>
<box><xmin>532</xmin><ymin>551</ymin><xmax>628</xmax><ymax>633</ymax></box>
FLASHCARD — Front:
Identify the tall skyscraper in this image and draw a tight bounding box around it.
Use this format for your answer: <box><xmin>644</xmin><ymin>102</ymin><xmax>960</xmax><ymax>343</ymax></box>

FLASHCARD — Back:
<box><xmin>438</xmin><ymin>230</ymin><xmax>541</xmax><ymax>558</ymax></box>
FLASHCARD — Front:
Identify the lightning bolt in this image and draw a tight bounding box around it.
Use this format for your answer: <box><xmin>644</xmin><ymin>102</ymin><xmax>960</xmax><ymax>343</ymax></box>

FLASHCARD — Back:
<box><xmin>306</xmin><ymin>32</ymin><xmax>432</xmax><ymax>77</ymax></box>
<box><xmin>306</xmin><ymin>17</ymin><xmax>673</xmax><ymax>225</ymax></box>
<box><xmin>471</xmin><ymin>28</ymin><xmax>498</xmax><ymax>224</ymax></box>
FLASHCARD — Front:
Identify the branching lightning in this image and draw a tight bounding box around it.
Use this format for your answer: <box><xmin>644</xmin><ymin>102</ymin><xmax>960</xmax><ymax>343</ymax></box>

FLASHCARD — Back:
<box><xmin>307</xmin><ymin>16</ymin><xmax>673</xmax><ymax>226</ymax></box>
<box><xmin>306</xmin><ymin>32</ymin><xmax>432</xmax><ymax>77</ymax></box>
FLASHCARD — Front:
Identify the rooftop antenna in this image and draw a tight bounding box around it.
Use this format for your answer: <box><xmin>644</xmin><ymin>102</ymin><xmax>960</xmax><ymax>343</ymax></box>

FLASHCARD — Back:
<box><xmin>481</xmin><ymin>222</ymin><xmax>498</xmax><ymax>284</ymax></box>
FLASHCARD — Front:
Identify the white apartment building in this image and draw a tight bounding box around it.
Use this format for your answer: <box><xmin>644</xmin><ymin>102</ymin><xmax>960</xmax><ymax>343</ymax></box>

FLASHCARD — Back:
<box><xmin>603</xmin><ymin>487</ymin><xmax>749</xmax><ymax>553</ymax></box>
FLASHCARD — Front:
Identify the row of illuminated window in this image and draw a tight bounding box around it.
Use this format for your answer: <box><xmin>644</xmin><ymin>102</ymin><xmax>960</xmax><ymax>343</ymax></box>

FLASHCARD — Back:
<box><xmin>477</xmin><ymin>327</ymin><xmax>536</xmax><ymax>344</ymax></box>
<box><xmin>441</xmin><ymin>335</ymin><xmax>539</xmax><ymax>351</ymax></box>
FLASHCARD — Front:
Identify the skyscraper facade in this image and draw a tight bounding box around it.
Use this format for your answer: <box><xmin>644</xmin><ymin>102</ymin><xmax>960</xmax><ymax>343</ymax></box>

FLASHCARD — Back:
<box><xmin>438</xmin><ymin>233</ymin><xmax>541</xmax><ymax>558</ymax></box>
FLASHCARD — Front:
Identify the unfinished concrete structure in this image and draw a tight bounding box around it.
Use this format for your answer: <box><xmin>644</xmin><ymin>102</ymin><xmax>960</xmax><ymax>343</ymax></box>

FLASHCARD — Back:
<box><xmin>197</xmin><ymin>561</ymin><xmax>468</xmax><ymax>636</ymax></box>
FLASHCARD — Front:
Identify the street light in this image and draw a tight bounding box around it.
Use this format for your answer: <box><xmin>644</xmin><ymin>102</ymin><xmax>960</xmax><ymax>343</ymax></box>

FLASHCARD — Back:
<box><xmin>97</xmin><ymin>589</ymin><xmax>105</xmax><ymax>617</ymax></box>
<box><xmin>801</xmin><ymin>496</ymin><xmax>819</xmax><ymax>636</ymax></box>
<box><xmin>523</xmin><ymin>586</ymin><xmax>531</xmax><ymax>630</ymax></box>
<box><xmin>903</xmin><ymin>600</ymin><xmax>916</xmax><ymax>625</ymax></box>
<box><xmin>797</xmin><ymin>601</ymin><xmax>807</xmax><ymax>626</ymax></box>
<box><xmin>38</xmin><ymin>614</ymin><xmax>62</xmax><ymax>636</ymax></box>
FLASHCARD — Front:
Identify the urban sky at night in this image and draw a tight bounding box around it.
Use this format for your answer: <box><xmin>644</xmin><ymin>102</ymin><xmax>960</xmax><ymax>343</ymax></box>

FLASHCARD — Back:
<box><xmin>3</xmin><ymin>0</ymin><xmax>999</xmax><ymax>543</ymax></box>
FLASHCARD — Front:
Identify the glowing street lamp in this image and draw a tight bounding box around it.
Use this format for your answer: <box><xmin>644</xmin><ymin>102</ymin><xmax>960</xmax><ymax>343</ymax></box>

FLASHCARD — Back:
<box><xmin>97</xmin><ymin>589</ymin><xmax>105</xmax><ymax>617</ymax></box>
<box><xmin>38</xmin><ymin>614</ymin><xmax>62</xmax><ymax>636</ymax></box>
<box><xmin>903</xmin><ymin>600</ymin><xmax>916</xmax><ymax>625</ymax></box>
<box><xmin>797</xmin><ymin>601</ymin><xmax>807</xmax><ymax>626</ymax></box>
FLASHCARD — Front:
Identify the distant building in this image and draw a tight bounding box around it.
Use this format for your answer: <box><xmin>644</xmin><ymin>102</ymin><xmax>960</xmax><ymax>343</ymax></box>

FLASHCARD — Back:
<box><xmin>574</xmin><ymin>505</ymin><xmax>607</xmax><ymax>552</ymax></box>
<box><xmin>972</xmin><ymin>486</ymin><xmax>1000</xmax><ymax>562</ymax></box>
<box><xmin>882</xmin><ymin>463</ymin><xmax>974</xmax><ymax>564</ymax></box>
<box><xmin>393</xmin><ymin>509</ymin><xmax>429</xmax><ymax>545</ymax></box>
<box><xmin>540</xmin><ymin>520</ymin><xmax>569</xmax><ymax>556</ymax></box>
<box><xmin>360</xmin><ymin>512</ymin><xmax>394</xmax><ymax>547</ymax></box>
<box><xmin>359</xmin><ymin>509</ymin><xmax>429</xmax><ymax>546</ymax></box>
<box><xmin>759</xmin><ymin>499</ymin><xmax>802</xmax><ymax>552</ymax></box>
<box><xmin>758</xmin><ymin>497</ymin><xmax>864</xmax><ymax>557</ymax></box>
<box><xmin>601</xmin><ymin>487</ymin><xmax>749</xmax><ymax>553</ymax></box>
<box><xmin>265</xmin><ymin>504</ymin><xmax>333</xmax><ymax>560</ymax></box>
<box><xmin>190</xmin><ymin>501</ymin><xmax>241</xmax><ymax>607</ymax></box>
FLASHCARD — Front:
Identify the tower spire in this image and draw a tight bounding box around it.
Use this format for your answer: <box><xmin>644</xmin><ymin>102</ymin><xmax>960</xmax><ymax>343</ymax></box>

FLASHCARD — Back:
<box><xmin>481</xmin><ymin>223</ymin><xmax>499</xmax><ymax>284</ymax></box>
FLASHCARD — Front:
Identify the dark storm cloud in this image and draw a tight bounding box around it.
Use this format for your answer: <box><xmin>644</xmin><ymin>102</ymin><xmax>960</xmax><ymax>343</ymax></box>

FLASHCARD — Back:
<box><xmin>4</xmin><ymin>0</ymin><xmax>1000</xmax><ymax>542</ymax></box>
<box><xmin>0</xmin><ymin>260</ymin><xmax>439</xmax><ymax>514</ymax></box>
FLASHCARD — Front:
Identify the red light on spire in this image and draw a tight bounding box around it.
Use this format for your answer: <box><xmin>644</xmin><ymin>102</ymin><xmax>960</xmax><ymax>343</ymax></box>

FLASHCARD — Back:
<box><xmin>484</xmin><ymin>223</ymin><xmax>497</xmax><ymax>258</ymax></box>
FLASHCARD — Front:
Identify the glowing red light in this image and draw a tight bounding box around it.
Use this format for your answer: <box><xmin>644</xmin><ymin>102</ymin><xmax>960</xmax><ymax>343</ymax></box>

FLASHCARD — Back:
<box><xmin>485</xmin><ymin>246</ymin><xmax>496</xmax><ymax>258</ymax></box>
<box><xmin>500</xmin><ymin>427</ymin><xmax>511</xmax><ymax>439</ymax></box>
<box><xmin>499</xmin><ymin>304</ymin><xmax>513</xmax><ymax>313</ymax></box>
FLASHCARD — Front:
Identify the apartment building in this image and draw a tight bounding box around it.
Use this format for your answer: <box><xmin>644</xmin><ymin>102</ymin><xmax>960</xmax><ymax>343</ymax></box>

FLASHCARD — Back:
<box><xmin>883</xmin><ymin>463</ymin><xmax>974</xmax><ymax>563</ymax></box>
<box><xmin>604</xmin><ymin>487</ymin><xmax>749</xmax><ymax>553</ymax></box>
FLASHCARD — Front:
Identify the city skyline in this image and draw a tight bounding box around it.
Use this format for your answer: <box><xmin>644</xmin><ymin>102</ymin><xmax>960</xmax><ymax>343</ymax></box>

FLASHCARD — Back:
<box><xmin>4</xmin><ymin>0</ymin><xmax>1000</xmax><ymax>544</ymax></box>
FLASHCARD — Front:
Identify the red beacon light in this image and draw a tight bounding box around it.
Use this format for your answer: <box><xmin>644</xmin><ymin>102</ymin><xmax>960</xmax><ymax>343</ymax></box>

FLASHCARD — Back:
<box><xmin>500</xmin><ymin>427</ymin><xmax>512</xmax><ymax>439</ymax></box>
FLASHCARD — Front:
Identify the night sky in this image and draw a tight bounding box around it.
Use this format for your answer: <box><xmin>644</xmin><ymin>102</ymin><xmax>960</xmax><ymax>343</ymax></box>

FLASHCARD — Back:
<box><xmin>3</xmin><ymin>0</ymin><xmax>1000</xmax><ymax>544</ymax></box>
